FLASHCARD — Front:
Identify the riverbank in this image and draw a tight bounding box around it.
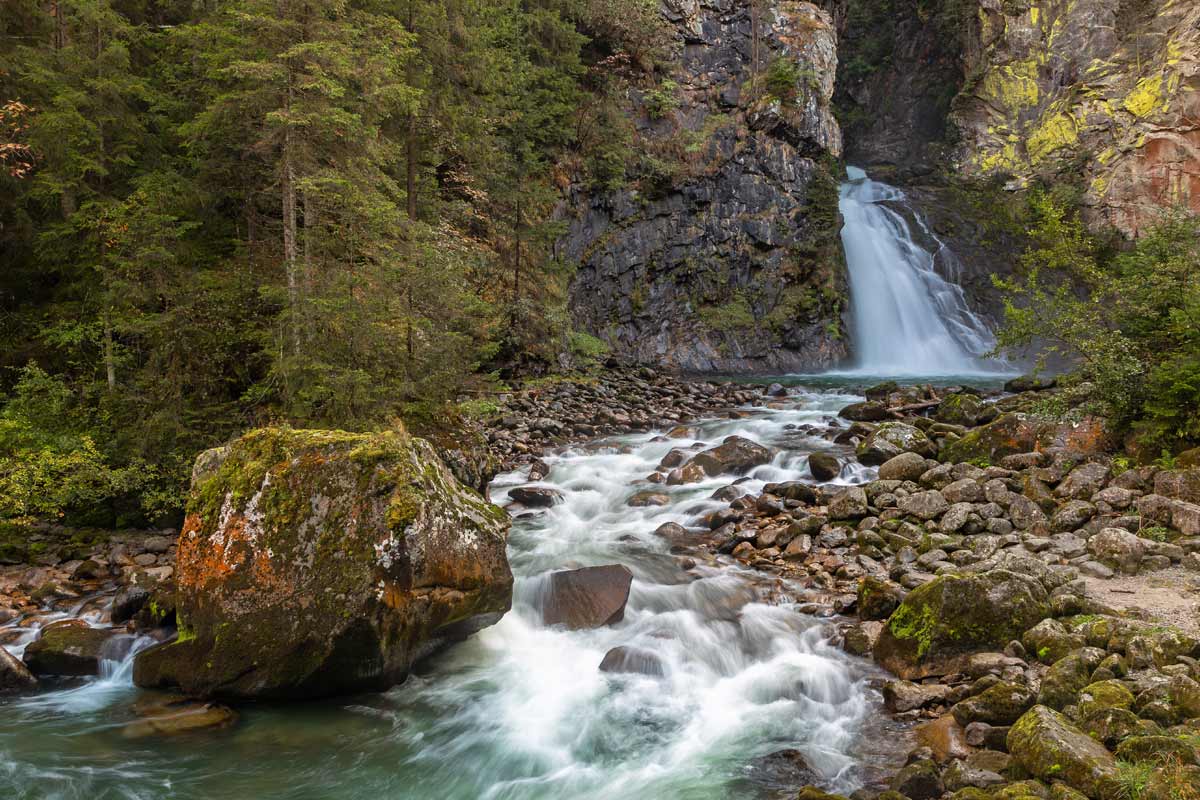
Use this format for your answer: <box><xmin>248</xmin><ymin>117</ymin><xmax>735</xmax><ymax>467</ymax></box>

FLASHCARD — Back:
<box><xmin>4</xmin><ymin>371</ymin><xmax>1200</xmax><ymax>799</ymax></box>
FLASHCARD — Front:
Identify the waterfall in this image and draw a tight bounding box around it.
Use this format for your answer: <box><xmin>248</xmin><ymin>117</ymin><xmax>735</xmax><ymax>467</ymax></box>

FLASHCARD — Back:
<box><xmin>838</xmin><ymin>166</ymin><xmax>999</xmax><ymax>376</ymax></box>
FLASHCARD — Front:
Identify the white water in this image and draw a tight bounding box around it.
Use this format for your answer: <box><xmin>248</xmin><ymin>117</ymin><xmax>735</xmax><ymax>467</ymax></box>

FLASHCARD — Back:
<box><xmin>839</xmin><ymin>166</ymin><xmax>999</xmax><ymax>376</ymax></box>
<box><xmin>0</xmin><ymin>390</ymin><xmax>907</xmax><ymax>799</ymax></box>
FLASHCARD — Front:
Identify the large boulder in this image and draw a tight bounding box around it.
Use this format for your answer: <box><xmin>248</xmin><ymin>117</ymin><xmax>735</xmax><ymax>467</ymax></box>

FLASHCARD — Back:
<box><xmin>939</xmin><ymin>414</ymin><xmax>1112</xmax><ymax>465</ymax></box>
<box><xmin>936</xmin><ymin>393</ymin><xmax>998</xmax><ymax>428</ymax></box>
<box><xmin>875</xmin><ymin>570</ymin><xmax>1050</xmax><ymax>679</ymax></box>
<box><xmin>541</xmin><ymin>565</ymin><xmax>632</xmax><ymax>630</ymax></box>
<box><xmin>1007</xmin><ymin>706</ymin><xmax>1120</xmax><ymax>800</ymax></box>
<box><xmin>879</xmin><ymin>452</ymin><xmax>929</xmax><ymax>482</ymax></box>
<box><xmin>689</xmin><ymin>436</ymin><xmax>774</xmax><ymax>476</ymax></box>
<box><xmin>133</xmin><ymin>427</ymin><xmax>513</xmax><ymax>701</ymax></box>
<box><xmin>857</xmin><ymin>423</ymin><xmax>934</xmax><ymax>466</ymax></box>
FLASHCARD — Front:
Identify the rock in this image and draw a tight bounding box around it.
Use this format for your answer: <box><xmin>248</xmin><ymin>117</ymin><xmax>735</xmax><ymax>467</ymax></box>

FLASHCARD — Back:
<box><xmin>599</xmin><ymin>646</ymin><xmax>664</xmax><ymax>677</ymax></box>
<box><xmin>898</xmin><ymin>490</ymin><xmax>949</xmax><ymax>521</ymax></box>
<box><xmin>858</xmin><ymin>423</ymin><xmax>934</xmax><ymax>466</ymax></box>
<box><xmin>1139</xmin><ymin>494</ymin><xmax>1200</xmax><ymax>537</ymax></box>
<box><xmin>1076</xmin><ymin>680</ymin><xmax>1135</xmax><ymax>718</ymax></box>
<box><xmin>1114</xmin><ymin>735</ymin><xmax>1197</xmax><ymax>766</ymax></box>
<box><xmin>942</xmin><ymin>759</ymin><xmax>1006</xmax><ymax>793</ymax></box>
<box><xmin>884</xmin><ymin>680</ymin><xmax>950</xmax><ymax>712</ymax></box>
<box><xmin>666</xmin><ymin>462</ymin><xmax>708</xmax><ymax>485</ymax></box>
<box><xmin>952</xmin><ymin>680</ymin><xmax>1036</xmax><ymax>726</ymax></box>
<box><xmin>890</xmin><ymin>758</ymin><xmax>943</xmax><ymax>800</ymax></box>
<box><xmin>1023</xmin><ymin>619</ymin><xmax>1086</xmax><ymax>665</ymax></box>
<box><xmin>1087</xmin><ymin>528</ymin><xmax>1147</xmax><ymax>574</ymax></box>
<box><xmin>842</xmin><ymin>621</ymin><xmax>883</xmax><ymax>656</ymax></box>
<box><xmin>626</xmin><ymin>491</ymin><xmax>670</xmax><ymax>507</ymax></box>
<box><xmin>880</xmin><ymin>452</ymin><xmax>930</xmax><ymax>482</ymax></box>
<box><xmin>1007</xmin><ymin>706</ymin><xmax>1120</xmax><ymax>800</ymax></box>
<box><xmin>936</xmin><ymin>394</ymin><xmax>998</xmax><ymax>428</ymax></box>
<box><xmin>0</xmin><ymin>645</ymin><xmax>37</xmax><ymax>693</ymax></box>
<box><xmin>542</xmin><ymin>565</ymin><xmax>632</xmax><ymax>630</ymax></box>
<box><xmin>766</xmin><ymin>383</ymin><xmax>787</xmax><ymax>398</ymax></box>
<box><xmin>942</xmin><ymin>479</ymin><xmax>984</xmax><ymax>504</ymax></box>
<box><xmin>1004</xmin><ymin>376</ymin><xmax>1056</xmax><ymax>393</ymax></box>
<box><xmin>916</xmin><ymin>715</ymin><xmax>975</xmax><ymax>761</ymax></box>
<box><xmin>1053</xmin><ymin>500</ymin><xmax>1097</xmax><ymax>531</ymax></box>
<box><xmin>940</xmin><ymin>414</ymin><xmax>1112</xmax><ymax>465</ymax></box>
<box><xmin>840</xmin><ymin>401</ymin><xmax>891</xmax><ymax>422</ymax></box>
<box><xmin>1056</xmin><ymin>463</ymin><xmax>1111</xmax><ymax>500</ymax></box>
<box><xmin>111</xmin><ymin>584</ymin><xmax>150</xmax><ymax>625</ymax></box>
<box><xmin>829</xmin><ymin>486</ymin><xmax>869</xmax><ymax>519</ymax></box>
<box><xmin>122</xmin><ymin>697</ymin><xmax>238</xmax><ymax>738</ymax></box>
<box><xmin>689</xmin><ymin>436</ymin><xmax>774</xmax><ymax>476</ymax></box>
<box><xmin>133</xmin><ymin>427</ymin><xmax>513</xmax><ymax>700</ymax></box>
<box><xmin>875</xmin><ymin>570</ymin><xmax>1050</xmax><ymax>679</ymax></box>
<box><xmin>509</xmin><ymin>486</ymin><xmax>563</xmax><ymax>507</ymax></box>
<box><xmin>1155</xmin><ymin>469</ymin><xmax>1200</xmax><ymax>504</ymax></box>
<box><xmin>23</xmin><ymin>621</ymin><xmax>119</xmax><ymax>676</ymax></box>
<box><xmin>1037</xmin><ymin>649</ymin><xmax>1107</xmax><ymax>710</ymax></box>
<box><xmin>858</xmin><ymin>576</ymin><xmax>904</xmax><ymax>621</ymax></box>
<box><xmin>808</xmin><ymin>452</ymin><xmax>841</xmax><ymax>481</ymax></box>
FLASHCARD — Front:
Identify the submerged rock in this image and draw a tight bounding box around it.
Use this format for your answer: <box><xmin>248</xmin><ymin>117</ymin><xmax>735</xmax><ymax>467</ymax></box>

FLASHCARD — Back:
<box><xmin>122</xmin><ymin>696</ymin><xmax>238</xmax><ymax>739</ymax></box>
<box><xmin>541</xmin><ymin>565</ymin><xmax>632</xmax><ymax>630</ymax></box>
<box><xmin>599</xmin><ymin>646</ymin><xmax>664</xmax><ymax>677</ymax></box>
<box><xmin>133</xmin><ymin>427</ymin><xmax>513</xmax><ymax>701</ymax></box>
<box><xmin>508</xmin><ymin>486</ymin><xmax>563</xmax><ymax>508</ymax></box>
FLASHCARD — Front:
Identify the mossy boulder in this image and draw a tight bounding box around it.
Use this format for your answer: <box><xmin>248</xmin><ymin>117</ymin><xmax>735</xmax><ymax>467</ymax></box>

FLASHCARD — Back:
<box><xmin>857</xmin><ymin>422</ymin><xmax>934</xmax><ymax>466</ymax></box>
<box><xmin>939</xmin><ymin>414</ymin><xmax>1112</xmax><ymax>466</ymax></box>
<box><xmin>1113</xmin><ymin>735</ymin><xmax>1198</xmax><ymax>766</ymax></box>
<box><xmin>952</xmin><ymin>680</ymin><xmax>1037</xmax><ymax>726</ymax></box>
<box><xmin>1037</xmin><ymin>648</ymin><xmax>1107</xmax><ymax>710</ymax></box>
<box><xmin>1076</xmin><ymin>680</ymin><xmax>1135</xmax><ymax>718</ymax></box>
<box><xmin>1007</xmin><ymin>706</ymin><xmax>1120</xmax><ymax>800</ymax></box>
<box><xmin>858</xmin><ymin>576</ymin><xmax>905</xmax><ymax>621</ymax></box>
<box><xmin>936</xmin><ymin>393</ymin><xmax>998</xmax><ymax>428</ymax></box>
<box><xmin>23</xmin><ymin>620</ymin><xmax>119</xmax><ymax>676</ymax></box>
<box><xmin>875</xmin><ymin>570</ymin><xmax>1050</xmax><ymax>679</ymax></box>
<box><xmin>133</xmin><ymin>427</ymin><xmax>513</xmax><ymax>701</ymax></box>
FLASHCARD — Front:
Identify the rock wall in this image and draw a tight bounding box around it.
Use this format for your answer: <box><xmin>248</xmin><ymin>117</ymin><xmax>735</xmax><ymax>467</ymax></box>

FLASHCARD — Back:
<box><xmin>952</xmin><ymin>0</ymin><xmax>1200</xmax><ymax>236</ymax></box>
<box><xmin>563</xmin><ymin>1</ymin><xmax>849</xmax><ymax>374</ymax></box>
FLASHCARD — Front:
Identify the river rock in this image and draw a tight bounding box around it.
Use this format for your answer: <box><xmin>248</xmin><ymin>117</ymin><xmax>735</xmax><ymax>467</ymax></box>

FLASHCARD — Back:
<box><xmin>599</xmin><ymin>645</ymin><xmax>665</xmax><ymax>677</ymax></box>
<box><xmin>952</xmin><ymin>680</ymin><xmax>1036</xmax><ymax>726</ymax></box>
<box><xmin>689</xmin><ymin>436</ymin><xmax>774</xmax><ymax>476</ymax></box>
<box><xmin>23</xmin><ymin>619</ymin><xmax>118</xmax><ymax>676</ymax></box>
<box><xmin>1087</xmin><ymin>528</ymin><xmax>1147</xmax><ymax>574</ymax></box>
<box><xmin>509</xmin><ymin>486</ymin><xmax>563</xmax><ymax>507</ymax></box>
<box><xmin>940</xmin><ymin>413</ymin><xmax>1113</xmax><ymax>465</ymax></box>
<box><xmin>898</xmin><ymin>490</ymin><xmax>949</xmax><ymax>521</ymax></box>
<box><xmin>541</xmin><ymin>565</ymin><xmax>632</xmax><ymax>630</ymax></box>
<box><xmin>1007</xmin><ymin>706</ymin><xmax>1121</xmax><ymax>800</ymax></box>
<box><xmin>122</xmin><ymin>697</ymin><xmax>238</xmax><ymax>739</ymax></box>
<box><xmin>875</xmin><ymin>570</ymin><xmax>1050</xmax><ymax>679</ymax></box>
<box><xmin>808</xmin><ymin>452</ymin><xmax>841</xmax><ymax>481</ymax></box>
<box><xmin>133</xmin><ymin>427</ymin><xmax>513</xmax><ymax>701</ymax></box>
<box><xmin>857</xmin><ymin>422</ymin><xmax>934</xmax><ymax>466</ymax></box>
<box><xmin>839</xmin><ymin>401</ymin><xmax>890</xmax><ymax>422</ymax></box>
<box><xmin>879</xmin><ymin>452</ymin><xmax>929</xmax><ymax>482</ymax></box>
<box><xmin>828</xmin><ymin>486</ymin><xmax>868</xmax><ymax>520</ymax></box>
<box><xmin>884</xmin><ymin>680</ymin><xmax>950</xmax><ymax>712</ymax></box>
<box><xmin>0</xmin><ymin>645</ymin><xmax>37</xmax><ymax>692</ymax></box>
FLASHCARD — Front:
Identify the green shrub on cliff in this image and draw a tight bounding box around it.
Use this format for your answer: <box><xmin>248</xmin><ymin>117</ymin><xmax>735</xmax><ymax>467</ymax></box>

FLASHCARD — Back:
<box><xmin>994</xmin><ymin>197</ymin><xmax>1200</xmax><ymax>452</ymax></box>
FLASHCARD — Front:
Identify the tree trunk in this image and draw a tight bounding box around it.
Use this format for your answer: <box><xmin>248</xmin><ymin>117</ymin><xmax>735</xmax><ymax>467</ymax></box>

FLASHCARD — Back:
<box><xmin>103</xmin><ymin>313</ymin><xmax>116</xmax><ymax>391</ymax></box>
<box><xmin>282</xmin><ymin>85</ymin><xmax>300</xmax><ymax>357</ymax></box>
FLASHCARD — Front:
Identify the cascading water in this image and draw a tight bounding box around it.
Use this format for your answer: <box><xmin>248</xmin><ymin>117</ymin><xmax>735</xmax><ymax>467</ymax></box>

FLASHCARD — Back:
<box><xmin>839</xmin><ymin>166</ymin><xmax>999</xmax><ymax>376</ymax></box>
<box><xmin>0</xmin><ymin>390</ymin><xmax>908</xmax><ymax>799</ymax></box>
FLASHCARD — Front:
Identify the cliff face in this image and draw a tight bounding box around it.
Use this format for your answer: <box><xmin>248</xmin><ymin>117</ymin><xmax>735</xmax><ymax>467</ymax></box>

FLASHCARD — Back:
<box><xmin>952</xmin><ymin>0</ymin><xmax>1200</xmax><ymax>236</ymax></box>
<box><xmin>563</xmin><ymin>1</ymin><xmax>849</xmax><ymax>374</ymax></box>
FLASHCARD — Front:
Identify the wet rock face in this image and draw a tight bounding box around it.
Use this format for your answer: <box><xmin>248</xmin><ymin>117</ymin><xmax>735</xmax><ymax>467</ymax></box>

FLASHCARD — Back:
<box><xmin>563</xmin><ymin>1</ymin><xmax>849</xmax><ymax>374</ymax></box>
<box><xmin>133</xmin><ymin>427</ymin><xmax>513</xmax><ymax>701</ymax></box>
<box><xmin>23</xmin><ymin>620</ymin><xmax>119</xmax><ymax>677</ymax></box>
<box><xmin>951</xmin><ymin>0</ymin><xmax>1200</xmax><ymax>236</ymax></box>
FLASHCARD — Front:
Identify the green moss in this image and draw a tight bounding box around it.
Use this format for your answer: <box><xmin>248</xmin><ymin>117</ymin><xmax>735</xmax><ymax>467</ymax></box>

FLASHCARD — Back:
<box><xmin>887</xmin><ymin>596</ymin><xmax>940</xmax><ymax>657</ymax></box>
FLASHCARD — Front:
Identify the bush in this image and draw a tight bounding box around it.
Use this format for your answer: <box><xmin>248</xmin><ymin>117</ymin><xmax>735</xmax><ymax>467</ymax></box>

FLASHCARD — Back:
<box><xmin>993</xmin><ymin>200</ymin><xmax>1200</xmax><ymax>453</ymax></box>
<box><xmin>567</xmin><ymin>330</ymin><xmax>610</xmax><ymax>369</ymax></box>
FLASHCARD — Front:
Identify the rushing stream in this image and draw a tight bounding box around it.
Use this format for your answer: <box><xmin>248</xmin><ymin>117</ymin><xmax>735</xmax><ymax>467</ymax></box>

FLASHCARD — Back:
<box><xmin>0</xmin><ymin>388</ymin><xmax>914</xmax><ymax>800</ymax></box>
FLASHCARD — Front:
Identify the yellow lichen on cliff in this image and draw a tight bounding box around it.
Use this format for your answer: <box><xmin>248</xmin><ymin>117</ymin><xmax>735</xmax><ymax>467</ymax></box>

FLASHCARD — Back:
<box><xmin>979</xmin><ymin>60</ymin><xmax>1040</xmax><ymax>113</ymax></box>
<box><xmin>1026</xmin><ymin>109</ymin><xmax>1079</xmax><ymax>163</ymax></box>
<box><xmin>1124</xmin><ymin>75</ymin><xmax>1166</xmax><ymax>117</ymax></box>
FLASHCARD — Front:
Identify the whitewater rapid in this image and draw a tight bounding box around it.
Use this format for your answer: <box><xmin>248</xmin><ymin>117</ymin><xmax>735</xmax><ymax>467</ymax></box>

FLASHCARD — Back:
<box><xmin>839</xmin><ymin>166</ymin><xmax>999</xmax><ymax>376</ymax></box>
<box><xmin>0</xmin><ymin>388</ymin><xmax>907</xmax><ymax>800</ymax></box>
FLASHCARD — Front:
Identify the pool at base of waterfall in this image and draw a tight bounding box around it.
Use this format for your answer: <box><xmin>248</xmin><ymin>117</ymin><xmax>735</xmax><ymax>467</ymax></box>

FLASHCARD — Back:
<box><xmin>0</xmin><ymin>387</ymin><xmax>914</xmax><ymax>800</ymax></box>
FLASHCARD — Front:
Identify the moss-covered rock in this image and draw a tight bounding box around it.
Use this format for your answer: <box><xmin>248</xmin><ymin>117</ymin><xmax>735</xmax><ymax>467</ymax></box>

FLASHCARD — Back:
<box><xmin>1114</xmin><ymin>735</ymin><xmax>1198</xmax><ymax>766</ymax></box>
<box><xmin>857</xmin><ymin>422</ymin><xmax>935</xmax><ymax>466</ymax></box>
<box><xmin>1037</xmin><ymin>649</ymin><xmax>1107</xmax><ymax>710</ymax></box>
<box><xmin>1007</xmin><ymin>705</ymin><xmax>1121</xmax><ymax>800</ymax></box>
<box><xmin>858</xmin><ymin>575</ymin><xmax>905</xmax><ymax>621</ymax></box>
<box><xmin>953</xmin><ymin>680</ymin><xmax>1037</xmax><ymax>726</ymax></box>
<box><xmin>939</xmin><ymin>414</ymin><xmax>1112</xmax><ymax>466</ymax></box>
<box><xmin>936</xmin><ymin>393</ymin><xmax>998</xmax><ymax>428</ymax></box>
<box><xmin>1077</xmin><ymin>680</ymin><xmax>1135</xmax><ymax>718</ymax></box>
<box><xmin>133</xmin><ymin>427</ymin><xmax>513</xmax><ymax>701</ymax></box>
<box><xmin>876</xmin><ymin>570</ymin><xmax>1050</xmax><ymax>679</ymax></box>
<box><xmin>23</xmin><ymin>620</ymin><xmax>118</xmax><ymax>676</ymax></box>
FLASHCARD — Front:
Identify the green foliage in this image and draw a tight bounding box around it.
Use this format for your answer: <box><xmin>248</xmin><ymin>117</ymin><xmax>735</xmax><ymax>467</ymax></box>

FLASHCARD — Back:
<box><xmin>764</xmin><ymin>57</ymin><xmax>815</xmax><ymax>105</ymax></box>
<box><xmin>994</xmin><ymin>196</ymin><xmax>1200</xmax><ymax>452</ymax></box>
<box><xmin>567</xmin><ymin>330</ymin><xmax>610</xmax><ymax>370</ymax></box>
<box><xmin>644</xmin><ymin>79</ymin><xmax>679</xmax><ymax>120</ymax></box>
<box><xmin>698</xmin><ymin>292</ymin><xmax>756</xmax><ymax>332</ymax></box>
